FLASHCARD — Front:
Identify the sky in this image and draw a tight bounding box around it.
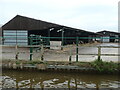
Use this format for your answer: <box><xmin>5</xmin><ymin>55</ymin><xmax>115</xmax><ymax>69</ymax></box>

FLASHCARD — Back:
<box><xmin>0</xmin><ymin>0</ymin><xmax>119</xmax><ymax>32</ymax></box>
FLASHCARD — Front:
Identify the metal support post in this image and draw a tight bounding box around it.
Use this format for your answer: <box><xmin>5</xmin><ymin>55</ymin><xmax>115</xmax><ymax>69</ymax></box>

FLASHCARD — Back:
<box><xmin>48</xmin><ymin>28</ymin><xmax>54</xmax><ymax>46</ymax></box>
<box><xmin>61</xmin><ymin>29</ymin><xmax>64</xmax><ymax>50</ymax></box>
<box><xmin>48</xmin><ymin>29</ymin><xmax>50</xmax><ymax>45</ymax></box>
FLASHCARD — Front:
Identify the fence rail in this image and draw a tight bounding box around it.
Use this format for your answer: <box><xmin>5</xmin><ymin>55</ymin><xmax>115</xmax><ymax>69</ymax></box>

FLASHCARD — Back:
<box><xmin>1</xmin><ymin>44</ymin><xmax>120</xmax><ymax>62</ymax></box>
<box><xmin>1</xmin><ymin>36</ymin><xmax>120</xmax><ymax>61</ymax></box>
<box><xmin>2</xmin><ymin>45</ymin><xmax>120</xmax><ymax>48</ymax></box>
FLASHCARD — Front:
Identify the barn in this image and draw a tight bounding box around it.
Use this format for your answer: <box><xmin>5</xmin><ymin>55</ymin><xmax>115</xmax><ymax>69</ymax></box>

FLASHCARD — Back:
<box><xmin>0</xmin><ymin>27</ymin><xmax>2</xmax><ymax>45</ymax></box>
<box><xmin>97</xmin><ymin>30</ymin><xmax>120</xmax><ymax>43</ymax></box>
<box><xmin>1</xmin><ymin>15</ymin><xmax>98</xmax><ymax>45</ymax></box>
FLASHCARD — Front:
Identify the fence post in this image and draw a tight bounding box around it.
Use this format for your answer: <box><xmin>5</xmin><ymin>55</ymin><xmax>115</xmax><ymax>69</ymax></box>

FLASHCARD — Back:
<box><xmin>15</xmin><ymin>45</ymin><xmax>18</xmax><ymax>60</ymax></box>
<box><xmin>61</xmin><ymin>29</ymin><xmax>64</xmax><ymax>50</ymax></box>
<box><xmin>69</xmin><ymin>46</ymin><xmax>72</xmax><ymax>63</ymax></box>
<box><xmin>30</xmin><ymin>36</ymin><xmax>33</xmax><ymax>61</ymax></box>
<box><xmin>47</xmin><ymin>37</ymin><xmax>50</xmax><ymax>49</ymax></box>
<box><xmin>98</xmin><ymin>46</ymin><xmax>101</xmax><ymax>61</ymax></box>
<box><xmin>76</xmin><ymin>37</ymin><xmax>79</xmax><ymax>62</ymax></box>
<box><xmin>41</xmin><ymin>44</ymin><xmax>44</xmax><ymax>61</ymax></box>
<box><xmin>36</xmin><ymin>36</ymin><xmax>37</xmax><ymax>45</ymax></box>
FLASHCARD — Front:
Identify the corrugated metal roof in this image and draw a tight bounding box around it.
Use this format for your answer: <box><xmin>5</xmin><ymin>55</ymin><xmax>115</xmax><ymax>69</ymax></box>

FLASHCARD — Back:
<box><xmin>2</xmin><ymin>15</ymin><xmax>63</xmax><ymax>30</ymax></box>
<box><xmin>2</xmin><ymin>15</ymin><xmax>98</xmax><ymax>35</ymax></box>
<box><xmin>97</xmin><ymin>30</ymin><xmax>120</xmax><ymax>36</ymax></box>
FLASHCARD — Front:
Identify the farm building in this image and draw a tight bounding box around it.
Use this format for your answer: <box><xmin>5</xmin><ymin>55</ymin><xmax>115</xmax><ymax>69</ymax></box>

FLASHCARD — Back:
<box><xmin>97</xmin><ymin>30</ymin><xmax>120</xmax><ymax>43</ymax></box>
<box><xmin>0</xmin><ymin>27</ymin><xmax>2</xmax><ymax>37</ymax></box>
<box><xmin>1</xmin><ymin>15</ymin><xmax>98</xmax><ymax>45</ymax></box>
<box><xmin>0</xmin><ymin>27</ymin><xmax>2</xmax><ymax>45</ymax></box>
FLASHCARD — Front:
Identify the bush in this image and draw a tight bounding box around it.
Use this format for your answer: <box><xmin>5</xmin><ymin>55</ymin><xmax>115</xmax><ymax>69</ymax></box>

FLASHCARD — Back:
<box><xmin>91</xmin><ymin>59</ymin><xmax>119</xmax><ymax>73</ymax></box>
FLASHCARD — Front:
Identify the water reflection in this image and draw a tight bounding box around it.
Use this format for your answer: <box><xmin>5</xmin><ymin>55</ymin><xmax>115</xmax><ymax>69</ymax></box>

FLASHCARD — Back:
<box><xmin>1</xmin><ymin>70</ymin><xmax>119</xmax><ymax>89</ymax></box>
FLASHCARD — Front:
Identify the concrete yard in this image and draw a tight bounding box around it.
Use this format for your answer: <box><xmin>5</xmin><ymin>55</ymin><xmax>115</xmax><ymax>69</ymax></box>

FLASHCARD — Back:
<box><xmin>1</xmin><ymin>43</ymin><xmax>120</xmax><ymax>62</ymax></box>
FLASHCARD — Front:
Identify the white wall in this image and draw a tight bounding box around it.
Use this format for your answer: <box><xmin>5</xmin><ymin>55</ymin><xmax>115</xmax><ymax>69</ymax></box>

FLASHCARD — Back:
<box><xmin>3</xmin><ymin>30</ymin><xmax>28</xmax><ymax>45</ymax></box>
<box><xmin>102</xmin><ymin>36</ymin><xmax>110</xmax><ymax>43</ymax></box>
<box><xmin>50</xmin><ymin>41</ymin><xmax>61</xmax><ymax>49</ymax></box>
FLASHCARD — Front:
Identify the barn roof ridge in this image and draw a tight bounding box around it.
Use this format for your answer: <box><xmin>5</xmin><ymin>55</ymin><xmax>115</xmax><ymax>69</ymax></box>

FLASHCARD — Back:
<box><xmin>15</xmin><ymin>15</ymin><xmax>87</xmax><ymax>31</ymax></box>
<box><xmin>2</xmin><ymin>15</ymin><xmax>98</xmax><ymax>35</ymax></box>
<box><xmin>15</xmin><ymin>15</ymin><xmax>62</xmax><ymax>27</ymax></box>
<box><xmin>97</xmin><ymin>30</ymin><xmax>120</xmax><ymax>35</ymax></box>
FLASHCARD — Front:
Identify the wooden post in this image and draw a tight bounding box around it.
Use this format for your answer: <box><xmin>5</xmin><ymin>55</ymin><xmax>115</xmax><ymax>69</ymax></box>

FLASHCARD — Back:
<box><xmin>68</xmin><ymin>79</ymin><xmax>71</xmax><ymax>89</ymax></box>
<box><xmin>20</xmin><ymin>63</ymin><xmax>23</xmax><ymax>69</ymax></box>
<box><xmin>69</xmin><ymin>46</ymin><xmax>72</xmax><ymax>64</ymax></box>
<box><xmin>30</xmin><ymin>36</ymin><xmax>33</xmax><ymax>61</ymax></box>
<box><xmin>15</xmin><ymin>45</ymin><xmax>18</xmax><ymax>60</ymax></box>
<box><xmin>8</xmin><ymin>62</ymin><xmax>12</xmax><ymax>68</ymax></box>
<box><xmin>41</xmin><ymin>44</ymin><xmax>44</xmax><ymax>61</ymax></box>
<box><xmin>13</xmin><ymin>62</ymin><xmax>17</xmax><ymax>69</ymax></box>
<box><xmin>98</xmin><ymin>46</ymin><xmax>101</xmax><ymax>61</ymax></box>
<box><xmin>75</xmin><ymin>78</ymin><xmax>77</xmax><ymax>89</ymax></box>
<box><xmin>76</xmin><ymin>37</ymin><xmax>79</xmax><ymax>62</ymax></box>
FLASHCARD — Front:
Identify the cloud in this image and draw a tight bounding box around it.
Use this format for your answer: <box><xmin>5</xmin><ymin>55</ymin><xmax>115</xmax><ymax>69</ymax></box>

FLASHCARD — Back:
<box><xmin>0</xmin><ymin>0</ymin><xmax>119</xmax><ymax>32</ymax></box>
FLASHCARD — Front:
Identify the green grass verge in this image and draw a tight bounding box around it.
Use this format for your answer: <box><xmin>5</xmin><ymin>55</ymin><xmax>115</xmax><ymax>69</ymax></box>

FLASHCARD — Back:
<box><xmin>91</xmin><ymin>59</ymin><xmax>119</xmax><ymax>73</ymax></box>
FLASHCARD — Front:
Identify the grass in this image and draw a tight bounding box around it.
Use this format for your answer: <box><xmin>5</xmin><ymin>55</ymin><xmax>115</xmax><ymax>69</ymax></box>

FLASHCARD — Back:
<box><xmin>71</xmin><ymin>62</ymin><xmax>92</xmax><ymax>67</ymax></box>
<box><xmin>2</xmin><ymin>59</ymin><xmax>119</xmax><ymax>73</ymax></box>
<box><xmin>91</xmin><ymin>59</ymin><xmax>119</xmax><ymax>73</ymax></box>
<box><xmin>68</xmin><ymin>59</ymin><xmax>119</xmax><ymax>73</ymax></box>
<box><xmin>27</xmin><ymin>61</ymin><xmax>46</xmax><ymax>65</ymax></box>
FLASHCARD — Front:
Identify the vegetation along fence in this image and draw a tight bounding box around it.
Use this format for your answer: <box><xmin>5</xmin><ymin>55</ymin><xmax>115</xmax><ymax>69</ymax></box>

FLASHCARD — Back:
<box><xmin>1</xmin><ymin>36</ymin><xmax>120</xmax><ymax>62</ymax></box>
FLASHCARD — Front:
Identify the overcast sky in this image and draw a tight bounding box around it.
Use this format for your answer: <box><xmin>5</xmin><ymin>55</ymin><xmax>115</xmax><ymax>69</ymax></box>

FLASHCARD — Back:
<box><xmin>0</xmin><ymin>0</ymin><xmax>119</xmax><ymax>32</ymax></box>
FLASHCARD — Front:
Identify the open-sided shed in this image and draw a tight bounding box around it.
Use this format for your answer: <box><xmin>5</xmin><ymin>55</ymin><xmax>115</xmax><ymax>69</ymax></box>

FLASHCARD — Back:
<box><xmin>97</xmin><ymin>30</ymin><xmax>120</xmax><ymax>43</ymax></box>
<box><xmin>2</xmin><ymin>15</ymin><xmax>98</xmax><ymax>45</ymax></box>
